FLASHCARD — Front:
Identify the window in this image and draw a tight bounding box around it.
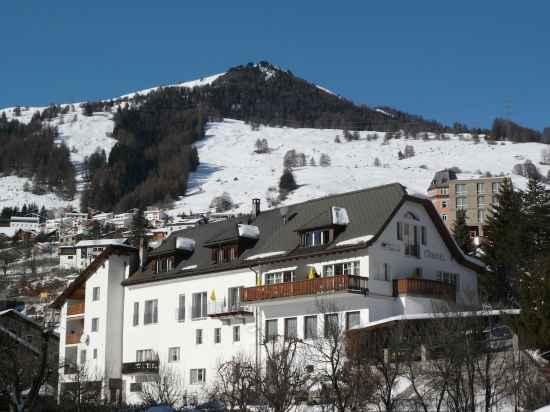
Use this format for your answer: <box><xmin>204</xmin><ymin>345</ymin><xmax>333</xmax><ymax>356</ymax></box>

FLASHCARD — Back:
<box><xmin>155</xmin><ymin>256</ymin><xmax>174</xmax><ymax>273</ymax></box>
<box><xmin>214</xmin><ymin>328</ymin><xmax>221</xmax><ymax>344</ymax></box>
<box><xmin>415</xmin><ymin>267</ymin><xmax>423</xmax><ymax>277</ymax></box>
<box><xmin>301</xmin><ymin>229</ymin><xmax>330</xmax><ymax>247</ymax></box>
<box><xmin>144</xmin><ymin>300</ymin><xmax>158</xmax><ymax>324</ymax></box>
<box><xmin>233</xmin><ymin>326</ymin><xmax>240</xmax><ymax>342</ymax></box>
<box><xmin>266</xmin><ymin>319</ymin><xmax>278</xmax><ymax>340</ymax></box>
<box><xmin>441</xmin><ymin>187</ymin><xmax>449</xmax><ymax>195</ymax></box>
<box><xmin>93</xmin><ymin>348</ymin><xmax>98</xmax><ymax>359</ymax></box>
<box><xmin>130</xmin><ymin>383</ymin><xmax>142</xmax><ymax>392</ymax></box>
<box><xmin>196</xmin><ymin>329</ymin><xmax>203</xmax><ymax>345</ymax></box>
<box><xmin>177</xmin><ymin>294</ymin><xmax>185</xmax><ymax>322</ymax></box>
<box><xmin>455</xmin><ymin>184</ymin><xmax>466</xmax><ymax>195</ymax></box>
<box><xmin>190</xmin><ymin>369</ymin><xmax>206</xmax><ymax>385</ymax></box>
<box><xmin>477</xmin><ymin>195</ymin><xmax>486</xmax><ymax>206</ymax></box>
<box><xmin>81</xmin><ymin>248</ymin><xmax>87</xmax><ymax>259</ymax></box>
<box><xmin>403</xmin><ymin>224</ymin><xmax>420</xmax><ymax>257</ymax></box>
<box><xmin>383</xmin><ymin>263</ymin><xmax>390</xmax><ymax>281</ymax></box>
<box><xmin>442</xmin><ymin>214</ymin><xmax>447</xmax><ymax>222</ymax></box>
<box><xmin>228</xmin><ymin>287</ymin><xmax>241</xmax><ymax>311</ymax></box>
<box><xmin>324</xmin><ymin>313</ymin><xmax>339</xmax><ymax>337</ymax></box>
<box><xmin>478</xmin><ymin>209</ymin><xmax>485</xmax><ymax>224</ymax></box>
<box><xmin>456</xmin><ymin>197</ymin><xmax>466</xmax><ymax>210</ymax></box>
<box><xmin>492</xmin><ymin>195</ymin><xmax>499</xmax><ymax>206</ymax></box>
<box><xmin>133</xmin><ymin>302</ymin><xmax>139</xmax><ymax>326</ymax></box>
<box><xmin>441</xmin><ymin>199</ymin><xmax>448</xmax><ymax>208</ymax></box>
<box><xmin>304</xmin><ymin>316</ymin><xmax>317</xmax><ymax>339</ymax></box>
<box><xmin>284</xmin><ymin>318</ymin><xmax>297</xmax><ymax>339</ymax></box>
<box><xmin>192</xmin><ymin>292</ymin><xmax>207</xmax><ymax>319</ymax></box>
<box><xmin>265</xmin><ymin>271</ymin><xmax>294</xmax><ymax>285</ymax></box>
<box><xmin>396</xmin><ymin>222</ymin><xmax>403</xmax><ymax>240</ymax></box>
<box><xmin>80</xmin><ymin>349</ymin><xmax>86</xmax><ymax>365</ymax></box>
<box><xmin>322</xmin><ymin>261</ymin><xmax>360</xmax><ymax>277</ymax></box>
<box><xmin>168</xmin><ymin>347</ymin><xmax>180</xmax><ymax>363</ymax></box>
<box><xmin>92</xmin><ymin>287</ymin><xmax>101</xmax><ymax>301</ymax></box>
<box><xmin>212</xmin><ymin>246</ymin><xmax>238</xmax><ymax>264</ymax></box>
<box><xmin>477</xmin><ymin>183</ymin><xmax>485</xmax><ymax>193</ymax></box>
<box><xmin>91</xmin><ymin>318</ymin><xmax>99</xmax><ymax>332</ymax></box>
<box><xmin>346</xmin><ymin>311</ymin><xmax>360</xmax><ymax>330</ymax></box>
<box><xmin>492</xmin><ymin>182</ymin><xmax>500</xmax><ymax>193</ymax></box>
<box><xmin>421</xmin><ymin>226</ymin><xmax>427</xmax><ymax>246</ymax></box>
<box><xmin>437</xmin><ymin>271</ymin><xmax>458</xmax><ymax>288</ymax></box>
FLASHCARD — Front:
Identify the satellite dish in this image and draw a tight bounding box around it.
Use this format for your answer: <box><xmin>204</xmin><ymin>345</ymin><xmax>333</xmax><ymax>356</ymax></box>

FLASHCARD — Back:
<box><xmin>80</xmin><ymin>334</ymin><xmax>90</xmax><ymax>345</ymax></box>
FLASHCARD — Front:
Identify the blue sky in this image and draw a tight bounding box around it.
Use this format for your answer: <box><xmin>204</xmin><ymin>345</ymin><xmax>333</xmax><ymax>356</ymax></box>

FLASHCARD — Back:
<box><xmin>1</xmin><ymin>1</ymin><xmax>549</xmax><ymax>130</ymax></box>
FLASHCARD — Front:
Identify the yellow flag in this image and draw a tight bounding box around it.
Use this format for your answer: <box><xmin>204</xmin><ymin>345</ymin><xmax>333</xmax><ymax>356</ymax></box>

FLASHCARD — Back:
<box><xmin>210</xmin><ymin>290</ymin><xmax>216</xmax><ymax>301</ymax></box>
<box><xmin>308</xmin><ymin>267</ymin><xmax>316</xmax><ymax>279</ymax></box>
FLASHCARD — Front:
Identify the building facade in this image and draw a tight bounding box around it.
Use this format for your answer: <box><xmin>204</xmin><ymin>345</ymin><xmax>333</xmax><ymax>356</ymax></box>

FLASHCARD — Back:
<box><xmin>53</xmin><ymin>184</ymin><xmax>483</xmax><ymax>405</ymax></box>
<box><xmin>428</xmin><ymin>170</ymin><xmax>509</xmax><ymax>238</ymax></box>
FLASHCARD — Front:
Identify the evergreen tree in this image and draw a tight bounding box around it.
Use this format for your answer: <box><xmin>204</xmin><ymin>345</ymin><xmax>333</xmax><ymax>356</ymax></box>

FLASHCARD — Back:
<box><xmin>452</xmin><ymin>209</ymin><xmax>471</xmax><ymax>254</ymax></box>
<box><xmin>481</xmin><ymin>179</ymin><xmax>527</xmax><ymax>305</ymax></box>
<box><xmin>517</xmin><ymin>254</ymin><xmax>550</xmax><ymax>350</ymax></box>
<box><xmin>130</xmin><ymin>208</ymin><xmax>147</xmax><ymax>248</ymax></box>
<box><xmin>279</xmin><ymin>169</ymin><xmax>298</xmax><ymax>196</ymax></box>
<box><xmin>522</xmin><ymin>175</ymin><xmax>550</xmax><ymax>256</ymax></box>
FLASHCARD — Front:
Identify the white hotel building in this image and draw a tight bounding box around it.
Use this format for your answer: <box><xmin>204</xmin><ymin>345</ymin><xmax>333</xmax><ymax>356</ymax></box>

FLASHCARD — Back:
<box><xmin>52</xmin><ymin>183</ymin><xmax>483</xmax><ymax>405</ymax></box>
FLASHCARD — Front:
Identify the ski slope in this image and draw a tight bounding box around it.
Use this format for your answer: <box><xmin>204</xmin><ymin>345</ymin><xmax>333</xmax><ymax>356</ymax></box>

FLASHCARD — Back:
<box><xmin>172</xmin><ymin>119</ymin><xmax>549</xmax><ymax>216</ymax></box>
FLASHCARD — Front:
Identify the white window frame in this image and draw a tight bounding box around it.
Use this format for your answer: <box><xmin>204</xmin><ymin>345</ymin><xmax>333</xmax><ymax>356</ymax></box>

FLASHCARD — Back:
<box><xmin>304</xmin><ymin>315</ymin><xmax>318</xmax><ymax>340</ymax></box>
<box><xmin>214</xmin><ymin>327</ymin><xmax>221</xmax><ymax>344</ymax></box>
<box><xmin>91</xmin><ymin>317</ymin><xmax>99</xmax><ymax>332</ymax></box>
<box><xmin>92</xmin><ymin>287</ymin><xmax>100</xmax><ymax>301</ymax></box>
<box><xmin>191</xmin><ymin>292</ymin><xmax>208</xmax><ymax>319</ymax></box>
<box><xmin>196</xmin><ymin>329</ymin><xmax>203</xmax><ymax>345</ymax></box>
<box><xmin>233</xmin><ymin>325</ymin><xmax>240</xmax><ymax>342</ymax></box>
<box><xmin>168</xmin><ymin>347</ymin><xmax>180</xmax><ymax>363</ymax></box>
<box><xmin>144</xmin><ymin>299</ymin><xmax>158</xmax><ymax>325</ymax></box>
<box><xmin>190</xmin><ymin>368</ymin><xmax>206</xmax><ymax>385</ymax></box>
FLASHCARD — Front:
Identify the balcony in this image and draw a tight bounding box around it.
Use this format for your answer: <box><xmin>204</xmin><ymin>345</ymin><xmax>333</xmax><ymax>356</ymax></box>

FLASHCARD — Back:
<box><xmin>208</xmin><ymin>301</ymin><xmax>253</xmax><ymax>319</ymax></box>
<box><xmin>393</xmin><ymin>278</ymin><xmax>455</xmax><ymax>302</ymax></box>
<box><xmin>65</xmin><ymin>330</ymin><xmax>83</xmax><ymax>345</ymax></box>
<box><xmin>241</xmin><ymin>275</ymin><xmax>368</xmax><ymax>303</ymax></box>
<box><xmin>67</xmin><ymin>301</ymin><xmax>85</xmax><ymax>316</ymax></box>
<box><xmin>122</xmin><ymin>360</ymin><xmax>160</xmax><ymax>375</ymax></box>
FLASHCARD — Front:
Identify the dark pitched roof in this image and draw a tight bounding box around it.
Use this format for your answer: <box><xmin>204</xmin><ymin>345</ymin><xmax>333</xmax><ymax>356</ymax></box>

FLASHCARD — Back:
<box><xmin>428</xmin><ymin>169</ymin><xmax>457</xmax><ymax>190</ymax></box>
<box><xmin>51</xmin><ymin>245</ymin><xmax>137</xmax><ymax>309</ymax></box>
<box><xmin>123</xmin><ymin>183</ymin><xmax>484</xmax><ymax>286</ymax></box>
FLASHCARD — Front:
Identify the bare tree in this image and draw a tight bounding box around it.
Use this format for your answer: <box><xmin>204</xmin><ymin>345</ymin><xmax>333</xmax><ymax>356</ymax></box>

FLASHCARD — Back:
<box><xmin>307</xmin><ymin>303</ymin><xmax>377</xmax><ymax>412</ymax></box>
<box><xmin>210</xmin><ymin>353</ymin><xmax>256</xmax><ymax>412</ymax></box>
<box><xmin>139</xmin><ymin>364</ymin><xmax>185</xmax><ymax>408</ymax></box>
<box><xmin>58</xmin><ymin>363</ymin><xmax>104</xmax><ymax>412</ymax></box>
<box><xmin>0</xmin><ymin>324</ymin><xmax>58</xmax><ymax>412</ymax></box>
<box><xmin>255</xmin><ymin>336</ymin><xmax>308</xmax><ymax>412</ymax></box>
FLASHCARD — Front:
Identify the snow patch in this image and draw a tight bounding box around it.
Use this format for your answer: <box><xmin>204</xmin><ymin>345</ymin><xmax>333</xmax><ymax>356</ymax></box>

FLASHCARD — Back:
<box><xmin>181</xmin><ymin>264</ymin><xmax>198</xmax><ymax>271</ymax></box>
<box><xmin>335</xmin><ymin>235</ymin><xmax>374</xmax><ymax>247</ymax></box>
<box><xmin>176</xmin><ymin>237</ymin><xmax>195</xmax><ymax>252</ymax></box>
<box><xmin>331</xmin><ymin>206</ymin><xmax>350</xmax><ymax>225</ymax></box>
<box><xmin>119</xmin><ymin>73</ymin><xmax>224</xmax><ymax>99</ymax></box>
<box><xmin>245</xmin><ymin>251</ymin><xmax>287</xmax><ymax>260</ymax></box>
<box><xmin>238</xmin><ymin>224</ymin><xmax>260</xmax><ymax>239</ymax></box>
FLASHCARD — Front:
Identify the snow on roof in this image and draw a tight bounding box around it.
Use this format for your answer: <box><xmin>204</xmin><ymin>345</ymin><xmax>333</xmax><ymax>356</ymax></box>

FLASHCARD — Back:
<box><xmin>335</xmin><ymin>235</ymin><xmax>374</xmax><ymax>247</ymax></box>
<box><xmin>175</xmin><ymin>237</ymin><xmax>195</xmax><ymax>252</ymax></box>
<box><xmin>181</xmin><ymin>265</ymin><xmax>198</xmax><ymax>271</ymax></box>
<box><xmin>245</xmin><ymin>251</ymin><xmax>287</xmax><ymax>260</ymax></box>
<box><xmin>10</xmin><ymin>216</ymin><xmax>39</xmax><ymax>222</ymax></box>
<box><xmin>364</xmin><ymin>309</ymin><xmax>521</xmax><ymax>329</ymax></box>
<box><xmin>0</xmin><ymin>227</ymin><xmax>18</xmax><ymax>237</ymax></box>
<box><xmin>238</xmin><ymin>224</ymin><xmax>260</xmax><ymax>239</ymax></box>
<box><xmin>75</xmin><ymin>238</ymin><xmax>127</xmax><ymax>248</ymax></box>
<box><xmin>331</xmin><ymin>206</ymin><xmax>350</xmax><ymax>225</ymax></box>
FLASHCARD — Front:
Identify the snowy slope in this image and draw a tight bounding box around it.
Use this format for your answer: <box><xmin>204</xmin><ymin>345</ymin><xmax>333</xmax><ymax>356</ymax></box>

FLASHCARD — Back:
<box><xmin>172</xmin><ymin>119</ymin><xmax>549</xmax><ymax>216</ymax></box>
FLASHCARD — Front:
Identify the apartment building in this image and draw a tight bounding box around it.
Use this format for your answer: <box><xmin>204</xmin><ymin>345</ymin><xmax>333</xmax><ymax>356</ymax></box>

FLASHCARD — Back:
<box><xmin>58</xmin><ymin>238</ymin><xmax>128</xmax><ymax>270</ymax></box>
<box><xmin>428</xmin><ymin>170</ymin><xmax>509</xmax><ymax>238</ymax></box>
<box><xmin>52</xmin><ymin>183</ymin><xmax>483</xmax><ymax>405</ymax></box>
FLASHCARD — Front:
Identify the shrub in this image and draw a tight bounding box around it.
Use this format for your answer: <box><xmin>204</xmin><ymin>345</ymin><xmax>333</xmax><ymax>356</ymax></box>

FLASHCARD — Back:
<box><xmin>210</xmin><ymin>192</ymin><xmax>234</xmax><ymax>212</ymax></box>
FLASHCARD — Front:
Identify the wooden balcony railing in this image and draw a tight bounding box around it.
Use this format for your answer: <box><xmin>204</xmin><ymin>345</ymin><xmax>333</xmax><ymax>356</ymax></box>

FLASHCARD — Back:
<box><xmin>241</xmin><ymin>275</ymin><xmax>368</xmax><ymax>303</ymax></box>
<box><xmin>393</xmin><ymin>278</ymin><xmax>455</xmax><ymax>301</ymax></box>
<box><xmin>65</xmin><ymin>331</ymin><xmax>82</xmax><ymax>345</ymax></box>
<box><xmin>122</xmin><ymin>360</ymin><xmax>160</xmax><ymax>374</ymax></box>
<box><xmin>67</xmin><ymin>301</ymin><xmax>85</xmax><ymax>316</ymax></box>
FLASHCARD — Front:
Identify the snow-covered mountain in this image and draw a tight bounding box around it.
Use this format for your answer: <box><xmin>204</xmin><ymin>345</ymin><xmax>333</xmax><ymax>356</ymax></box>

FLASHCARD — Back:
<box><xmin>1</xmin><ymin>63</ymin><xmax>548</xmax><ymax>215</ymax></box>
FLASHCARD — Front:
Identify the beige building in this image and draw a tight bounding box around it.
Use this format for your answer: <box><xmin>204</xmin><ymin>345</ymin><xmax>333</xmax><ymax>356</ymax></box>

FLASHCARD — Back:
<box><xmin>428</xmin><ymin>170</ymin><xmax>509</xmax><ymax>238</ymax></box>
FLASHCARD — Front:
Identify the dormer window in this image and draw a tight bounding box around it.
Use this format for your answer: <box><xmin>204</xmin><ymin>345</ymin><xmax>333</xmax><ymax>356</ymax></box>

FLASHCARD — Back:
<box><xmin>300</xmin><ymin>229</ymin><xmax>330</xmax><ymax>247</ymax></box>
<box><xmin>154</xmin><ymin>255</ymin><xmax>174</xmax><ymax>273</ymax></box>
<box><xmin>211</xmin><ymin>244</ymin><xmax>238</xmax><ymax>264</ymax></box>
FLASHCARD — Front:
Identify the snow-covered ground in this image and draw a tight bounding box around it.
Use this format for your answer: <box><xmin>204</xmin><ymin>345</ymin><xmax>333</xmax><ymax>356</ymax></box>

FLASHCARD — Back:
<box><xmin>171</xmin><ymin>119</ymin><xmax>549</xmax><ymax>216</ymax></box>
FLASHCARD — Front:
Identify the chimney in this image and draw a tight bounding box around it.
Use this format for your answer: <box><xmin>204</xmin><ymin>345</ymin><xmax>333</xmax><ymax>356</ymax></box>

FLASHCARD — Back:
<box><xmin>252</xmin><ymin>198</ymin><xmax>261</xmax><ymax>218</ymax></box>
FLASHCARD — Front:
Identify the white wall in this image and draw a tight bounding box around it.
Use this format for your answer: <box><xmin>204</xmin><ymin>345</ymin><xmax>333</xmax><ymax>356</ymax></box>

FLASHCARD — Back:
<box><xmin>368</xmin><ymin>199</ymin><xmax>479</xmax><ymax>308</ymax></box>
<box><xmin>122</xmin><ymin>268</ymin><xmax>257</xmax><ymax>404</ymax></box>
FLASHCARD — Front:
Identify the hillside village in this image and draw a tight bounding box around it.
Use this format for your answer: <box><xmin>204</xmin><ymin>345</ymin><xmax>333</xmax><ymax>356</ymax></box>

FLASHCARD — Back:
<box><xmin>0</xmin><ymin>63</ymin><xmax>549</xmax><ymax>412</ymax></box>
